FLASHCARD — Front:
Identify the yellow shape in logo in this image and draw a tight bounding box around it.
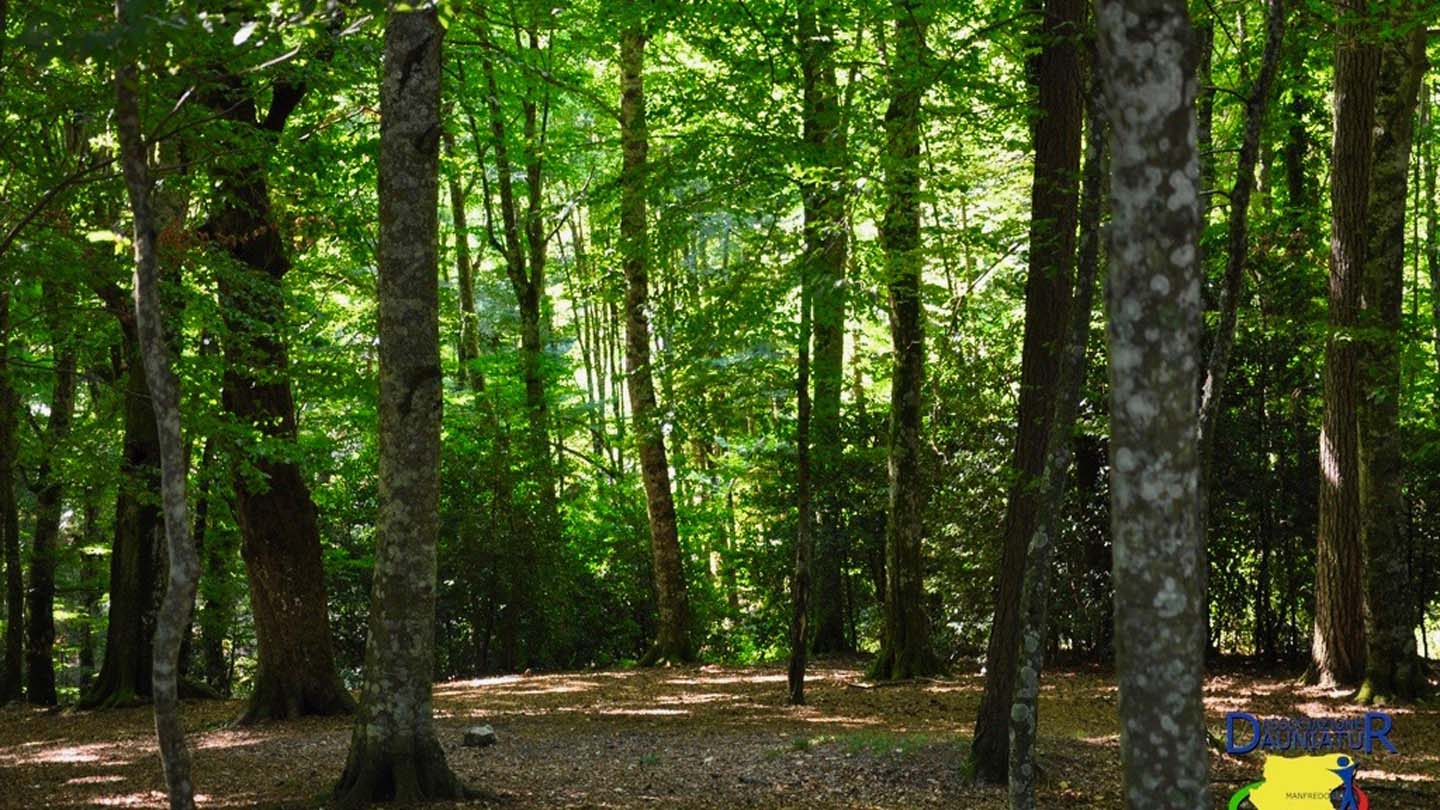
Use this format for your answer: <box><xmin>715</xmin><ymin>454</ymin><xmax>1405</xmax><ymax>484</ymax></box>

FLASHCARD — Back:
<box><xmin>1247</xmin><ymin>754</ymin><xmax>1348</xmax><ymax>810</ymax></box>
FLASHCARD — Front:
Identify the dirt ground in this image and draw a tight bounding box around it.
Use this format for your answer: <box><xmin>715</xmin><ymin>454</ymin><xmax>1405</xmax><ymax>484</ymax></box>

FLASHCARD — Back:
<box><xmin>0</xmin><ymin>661</ymin><xmax>1436</xmax><ymax>808</ymax></box>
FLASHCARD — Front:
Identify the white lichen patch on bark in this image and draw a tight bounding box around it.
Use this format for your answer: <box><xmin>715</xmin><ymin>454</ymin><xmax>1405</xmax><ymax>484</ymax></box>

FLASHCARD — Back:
<box><xmin>1097</xmin><ymin>1</ymin><xmax>1210</xmax><ymax>808</ymax></box>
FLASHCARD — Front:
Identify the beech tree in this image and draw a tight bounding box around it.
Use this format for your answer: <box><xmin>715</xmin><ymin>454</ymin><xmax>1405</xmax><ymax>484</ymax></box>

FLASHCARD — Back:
<box><xmin>333</xmin><ymin>5</ymin><xmax>468</xmax><ymax>804</ymax></box>
<box><xmin>619</xmin><ymin>5</ymin><xmax>693</xmax><ymax>667</ymax></box>
<box><xmin>970</xmin><ymin>0</ymin><xmax>1084</xmax><ymax>779</ymax></box>
<box><xmin>872</xmin><ymin>0</ymin><xmax>936</xmax><ymax>682</ymax></box>
<box><xmin>114</xmin><ymin>0</ymin><xmax>201</xmax><ymax>802</ymax></box>
<box><xmin>1097</xmin><ymin>0</ymin><xmax>1209</xmax><ymax>807</ymax></box>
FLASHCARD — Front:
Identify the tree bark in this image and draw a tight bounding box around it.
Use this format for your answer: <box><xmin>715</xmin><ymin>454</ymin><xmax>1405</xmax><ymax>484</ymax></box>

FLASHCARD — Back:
<box><xmin>788</xmin><ymin>282</ymin><xmax>813</xmax><ymax>705</ymax></box>
<box><xmin>0</xmin><ymin>279</ymin><xmax>21</xmax><ymax>702</ymax></box>
<box><xmin>24</xmin><ymin>287</ymin><xmax>78</xmax><ymax>706</ymax></box>
<box><xmin>333</xmin><ymin>7</ymin><xmax>468</xmax><ymax>805</ymax></box>
<box><xmin>798</xmin><ymin>0</ymin><xmax>852</xmax><ymax>657</ymax></box>
<box><xmin>199</xmin><ymin>64</ymin><xmax>354</xmax><ymax>724</ymax></box>
<box><xmin>871</xmin><ymin>0</ymin><xmax>936</xmax><ymax>682</ymax></box>
<box><xmin>619</xmin><ymin>19</ymin><xmax>693</xmax><ymax>667</ymax></box>
<box><xmin>1356</xmin><ymin>23</ymin><xmax>1428</xmax><ymax>705</ymax></box>
<box><xmin>1197</xmin><ymin>0</ymin><xmax>1284</xmax><ymax>479</ymax></box>
<box><xmin>970</xmin><ymin>0</ymin><xmax>1083</xmax><ymax>778</ymax></box>
<box><xmin>114</xmin><ymin>13</ymin><xmax>200</xmax><ymax>804</ymax></box>
<box><xmin>1008</xmin><ymin>54</ymin><xmax>1104</xmax><ymax>809</ymax></box>
<box><xmin>475</xmin><ymin>20</ymin><xmax>560</xmax><ymax>536</ymax></box>
<box><xmin>1096</xmin><ymin>0</ymin><xmax>1209</xmax><ymax>807</ymax></box>
<box><xmin>82</xmin><ymin>321</ymin><xmax>161</xmax><ymax>708</ymax></box>
<box><xmin>1309</xmin><ymin>0</ymin><xmax>1379</xmax><ymax>689</ymax></box>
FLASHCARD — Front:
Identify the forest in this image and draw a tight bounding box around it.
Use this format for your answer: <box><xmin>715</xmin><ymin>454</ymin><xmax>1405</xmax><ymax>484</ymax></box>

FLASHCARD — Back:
<box><xmin>1</xmin><ymin>0</ymin><xmax>1439</xmax><ymax>808</ymax></box>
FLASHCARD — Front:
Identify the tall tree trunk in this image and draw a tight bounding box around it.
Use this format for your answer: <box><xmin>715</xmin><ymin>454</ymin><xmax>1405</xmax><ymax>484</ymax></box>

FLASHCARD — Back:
<box><xmin>83</xmin><ymin>323</ymin><xmax>161</xmax><ymax>708</ymax></box>
<box><xmin>788</xmin><ymin>283</ymin><xmax>813</xmax><ymax>705</ymax></box>
<box><xmin>1096</xmin><ymin>0</ymin><xmax>1209</xmax><ymax>807</ymax></box>
<box><xmin>334</xmin><ymin>7</ymin><xmax>468</xmax><ymax>804</ymax></box>
<box><xmin>1197</xmin><ymin>0</ymin><xmax>1284</xmax><ymax>479</ymax></box>
<box><xmin>1008</xmin><ymin>55</ymin><xmax>1104</xmax><ymax>809</ymax></box>
<box><xmin>24</xmin><ymin>288</ymin><xmax>78</xmax><ymax>706</ymax></box>
<box><xmin>871</xmin><ymin>0</ymin><xmax>936</xmax><ymax>682</ymax></box>
<box><xmin>1427</xmin><ymin>83</ymin><xmax>1440</xmax><ymax>418</ymax></box>
<box><xmin>969</xmin><ymin>0</ymin><xmax>1083</xmax><ymax>778</ymax></box>
<box><xmin>476</xmin><ymin>22</ymin><xmax>560</xmax><ymax>538</ymax></box>
<box><xmin>798</xmin><ymin>0</ymin><xmax>852</xmax><ymax>657</ymax></box>
<box><xmin>192</xmin><ymin>439</ymin><xmax>233</xmax><ymax>695</ymax></box>
<box><xmin>1356</xmin><ymin>24</ymin><xmax>1428</xmax><ymax>705</ymax></box>
<box><xmin>0</xmin><ymin>279</ymin><xmax>20</xmax><ymax>702</ymax></box>
<box><xmin>114</xmin><ymin>15</ymin><xmax>200</xmax><ymax>805</ymax></box>
<box><xmin>200</xmin><ymin>66</ymin><xmax>354</xmax><ymax>724</ymax></box>
<box><xmin>1309</xmin><ymin>0</ymin><xmax>1379</xmax><ymax>689</ymax></box>
<box><xmin>620</xmin><ymin>19</ymin><xmax>693</xmax><ymax>666</ymax></box>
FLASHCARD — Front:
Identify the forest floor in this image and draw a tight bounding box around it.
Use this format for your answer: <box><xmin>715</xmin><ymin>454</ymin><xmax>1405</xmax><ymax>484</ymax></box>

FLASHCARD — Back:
<box><xmin>1</xmin><ymin>660</ymin><xmax>1437</xmax><ymax>809</ymax></box>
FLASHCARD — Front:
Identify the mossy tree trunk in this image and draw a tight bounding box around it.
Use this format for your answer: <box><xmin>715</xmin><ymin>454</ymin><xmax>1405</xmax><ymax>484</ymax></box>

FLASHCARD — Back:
<box><xmin>1356</xmin><ymin>22</ymin><xmax>1428</xmax><ymax>705</ymax></box>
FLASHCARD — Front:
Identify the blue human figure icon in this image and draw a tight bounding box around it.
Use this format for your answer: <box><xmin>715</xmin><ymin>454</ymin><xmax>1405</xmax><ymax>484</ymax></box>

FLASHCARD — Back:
<box><xmin>1330</xmin><ymin>755</ymin><xmax>1360</xmax><ymax>810</ymax></box>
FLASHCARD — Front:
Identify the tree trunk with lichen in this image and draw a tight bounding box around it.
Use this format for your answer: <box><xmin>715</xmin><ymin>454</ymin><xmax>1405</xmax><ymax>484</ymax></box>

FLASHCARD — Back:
<box><xmin>333</xmin><ymin>7</ymin><xmax>469</xmax><ymax>806</ymax></box>
<box><xmin>114</xmin><ymin>15</ymin><xmax>200</xmax><ymax>805</ymax></box>
<box><xmin>970</xmin><ymin>0</ymin><xmax>1083</xmax><ymax>779</ymax></box>
<box><xmin>1096</xmin><ymin>0</ymin><xmax>1210</xmax><ymax>807</ymax></box>
<box><xmin>1309</xmin><ymin>0</ymin><xmax>1378</xmax><ymax>690</ymax></box>
<box><xmin>1008</xmin><ymin>53</ymin><xmax>1104</xmax><ymax>809</ymax></box>
<box><xmin>619</xmin><ymin>18</ymin><xmax>693</xmax><ymax>667</ymax></box>
<box><xmin>871</xmin><ymin>0</ymin><xmax>936</xmax><ymax>682</ymax></box>
<box><xmin>1356</xmin><ymin>23</ymin><xmax>1428</xmax><ymax>705</ymax></box>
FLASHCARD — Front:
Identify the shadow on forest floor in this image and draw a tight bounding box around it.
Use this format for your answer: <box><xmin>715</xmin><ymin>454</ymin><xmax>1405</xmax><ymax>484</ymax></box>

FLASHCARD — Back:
<box><xmin>1</xmin><ymin>660</ymin><xmax>1437</xmax><ymax>808</ymax></box>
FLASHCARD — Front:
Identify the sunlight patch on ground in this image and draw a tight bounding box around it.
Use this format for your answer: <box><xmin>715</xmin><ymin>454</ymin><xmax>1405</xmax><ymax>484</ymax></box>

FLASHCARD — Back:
<box><xmin>92</xmin><ymin>789</ymin><xmax>168</xmax><ymax>807</ymax></box>
<box><xmin>654</xmin><ymin>692</ymin><xmax>737</xmax><ymax>705</ymax></box>
<box><xmin>193</xmin><ymin>729</ymin><xmax>269</xmax><ymax>752</ymax></box>
<box><xmin>64</xmin><ymin>774</ymin><xmax>128</xmax><ymax>786</ymax></box>
<box><xmin>3</xmin><ymin>741</ymin><xmax>138</xmax><ymax>767</ymax></box>
<box><xmin>595</xmin><ymin>707</ymin><xmax>690</xmax><ymax>717</ymax></box>
<box><xmin>666</xmin><ymin>674</ymin><xmax>788</xmax><ymax>686</ymax></box>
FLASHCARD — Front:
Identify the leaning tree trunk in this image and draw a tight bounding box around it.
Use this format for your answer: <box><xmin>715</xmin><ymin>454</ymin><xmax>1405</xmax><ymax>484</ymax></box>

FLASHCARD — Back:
<box><xmin>1196</xmin><ymin>0</ymin><xmax>1284</xmax><ymax>488</ymax></box>
<box><xmin>114</xmin><ymin>19</ymin><xmax>200</xmax><ymax>807</ymax></box>
<box><xmin>1008</xmin><ymin>54</ymin><xmax>1104</xmax><ymax>809</ymax></box>
<box><xmin>0</xmin><ymin>281</ymin><xmax>21</xmax><ymax>702</ymax></box>
<box><xmin>619</xmin><ymin>18</ymin><xmax>693</xmax><ymax>667</ymax></box>
<box><xmin>871</xmin><ymin>0</ymin><xmax>936</xmax><ymax>682</ymax></box>
<box><xmin>1309</xmin><ymin>0</ymin><xmax>1379</xmax><ymax>689</ymax></box>
<box><xmin>333</xmin><ymin>6</ymin><xmax>468</xmax><ymax>805</ymax></box>
<box><xmin>1356</xmin><ymin>24</ymin><xmax>1428</xmax><ymax>705</ymax></box>
<box><xmin>970</xmin><ymin>0</ymin><xmax>1083</xmax><ymax>779</ymax></box>
<box><xmin>200</xmin><ymin>67</ymin><xmax>354</xmax><ymax>724</ymax></box>
<box><xmin>25</xmin><ymin>289</ymin><xmax>78</xmax><ymax>706</ymax></box>
<box><xmin>1096</xmin><ymin>0</ymin><xmax>1209</xmax><ymax>808</ymax></box>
